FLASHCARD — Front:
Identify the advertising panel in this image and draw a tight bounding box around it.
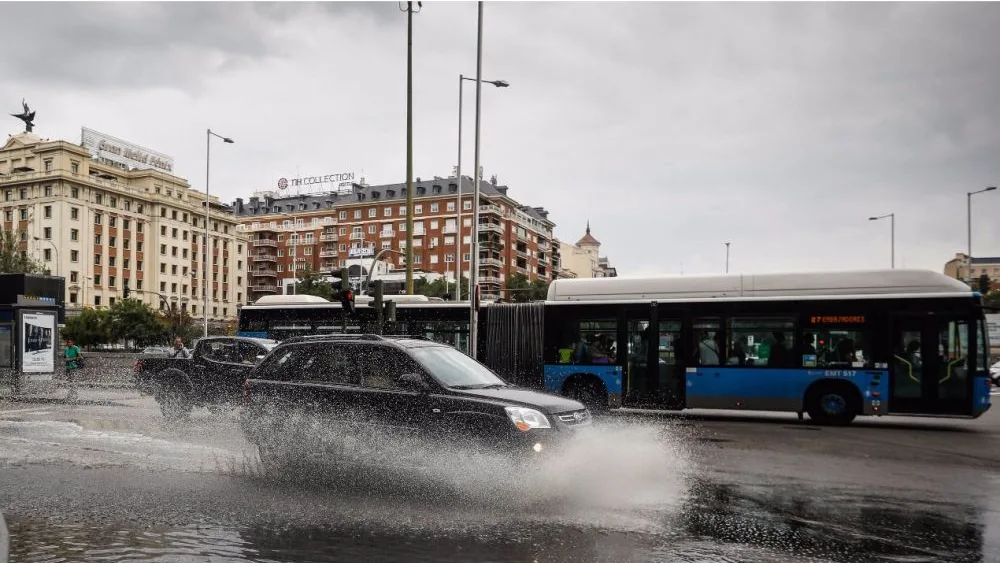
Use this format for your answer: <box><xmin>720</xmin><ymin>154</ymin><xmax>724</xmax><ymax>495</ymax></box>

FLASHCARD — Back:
<box><xmin>81</xmin><ymin>127</ymin><xmax>174</xmax><ymax>173</ymax></box>
<box><xmin>20</xmin><ymin>311</ymin><xmax>55</xmax><ymax>374</ymax></box>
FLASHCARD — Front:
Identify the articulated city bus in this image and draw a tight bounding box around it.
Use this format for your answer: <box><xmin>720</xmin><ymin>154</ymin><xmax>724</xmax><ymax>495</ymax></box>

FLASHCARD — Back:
<box><xmin>239</xmin><ymin>269</ymin><xmax>992</xmax><ymax>424</ymax></box>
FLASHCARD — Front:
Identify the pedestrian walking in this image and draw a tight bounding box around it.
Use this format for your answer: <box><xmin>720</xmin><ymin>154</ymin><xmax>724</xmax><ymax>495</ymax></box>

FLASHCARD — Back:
<box><xmin>63</xmin><ymin>337</ymin><xmax>83</xmax><ymax>401</ymax></box>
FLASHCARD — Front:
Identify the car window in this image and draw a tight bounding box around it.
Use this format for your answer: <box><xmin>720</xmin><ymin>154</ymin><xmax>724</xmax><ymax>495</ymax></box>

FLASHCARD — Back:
<box><xmin>291</xmin><ymin>343</ymin><xmax>361</xmax><ymax>386</ymax></box>
<box><xmin>355</xmin><ymin>345</ymin><xmax>421</xmax><ymax>390</ymax></box>
<box><xmin>237</xmin><ymin>341</ymin><xmax>265</xmax><ymax>365</ymax></box>
<box><xmin>409</xmin><ymin>346</ymin><xmax>507</xmax><ymax>389</ymax></box>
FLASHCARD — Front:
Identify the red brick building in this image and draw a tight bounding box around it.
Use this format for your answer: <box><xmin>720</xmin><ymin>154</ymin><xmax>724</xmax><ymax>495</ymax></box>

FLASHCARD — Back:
<box><xmin>233</xmin><ymin>175</ymin><xmax>559</xmax><ymax>302</ymax></box>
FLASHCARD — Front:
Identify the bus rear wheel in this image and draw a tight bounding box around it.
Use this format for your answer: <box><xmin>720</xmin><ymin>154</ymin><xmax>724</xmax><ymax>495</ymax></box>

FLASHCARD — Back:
<box><xmin>805</xmin><ymin>384</ymin><xmax>859</xmax><ymax>426</ymax></box>
<box><xmin>566</xmin><ymin>377</ymin><xmax>608</xmax><ymax>412</ymax></box>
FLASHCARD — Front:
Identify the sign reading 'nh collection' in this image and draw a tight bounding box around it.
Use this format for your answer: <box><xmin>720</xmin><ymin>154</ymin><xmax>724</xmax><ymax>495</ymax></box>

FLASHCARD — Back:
<box><xmin>277</xmin><ymin>172</ymin><xmax>356</xmax><ymax>190</ymax></box>
<box><xmin>81</xmin><ymin>127</ymin><xmax>175</xmax><ymax>173</ymax></box>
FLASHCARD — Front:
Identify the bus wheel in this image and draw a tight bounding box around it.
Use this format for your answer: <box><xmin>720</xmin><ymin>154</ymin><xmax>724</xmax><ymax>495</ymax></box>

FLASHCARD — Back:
<box><xmin>565</xmin><ymin>377</ymin><xmax>608</xmax><ymax>412</ymax></box>
<box><xmin>805</xmin><ymin>383</ymin><xmax>859</xmax><ymax>426</ymax></box>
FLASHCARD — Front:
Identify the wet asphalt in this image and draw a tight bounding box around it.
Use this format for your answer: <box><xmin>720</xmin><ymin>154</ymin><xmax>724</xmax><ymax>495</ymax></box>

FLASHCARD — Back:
<box><xmin>0</xmin><ymin>387</ymin><xmax>998</xmax><ymax>562</ymax></box>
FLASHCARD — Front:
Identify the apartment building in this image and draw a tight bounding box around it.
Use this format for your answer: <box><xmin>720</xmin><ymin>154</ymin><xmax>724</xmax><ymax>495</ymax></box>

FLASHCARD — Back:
<box><xmin>0</xmin><ymin>129</ymin><xmax>248</xmax><ymax>322</ymax></box>
<box><xmin>233</xmin><ymin>175</ymin><xmax>557</xmax><ymax>301</ymax></box>
<box><xmin>944</xmin><ymin>252</ymin><xmax>1000</xmax><ymax>291</ymax></box>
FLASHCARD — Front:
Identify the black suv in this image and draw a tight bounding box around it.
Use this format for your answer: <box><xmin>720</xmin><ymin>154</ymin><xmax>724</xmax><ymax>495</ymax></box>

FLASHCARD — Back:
<box><xmin>239</xmin><ymin>335</ymin><xmax>591</xmax><ymax>467</ymax></box>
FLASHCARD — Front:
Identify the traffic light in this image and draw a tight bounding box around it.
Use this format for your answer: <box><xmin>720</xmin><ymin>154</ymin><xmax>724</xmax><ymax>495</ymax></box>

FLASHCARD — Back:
<box><xmin>370</xmin><ymin>280</ymin><xmax>384</xmax><ymax>310</ymax></box>
<box><xmin>384</xmin><ymin>300</ymin><xmax>396</xmax><ymax>323</ymax></box>
<box><xmin>337</xmin><ymin>267</ymin><xmax>355</xmax><ymax>314</ymax></box>
<box><xmin>123</xmin><ymin>284</ymin><xmax>130</xmax><ymax>300</ymax></box>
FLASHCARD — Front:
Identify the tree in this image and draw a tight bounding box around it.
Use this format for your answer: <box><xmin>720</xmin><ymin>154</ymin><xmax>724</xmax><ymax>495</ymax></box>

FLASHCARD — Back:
<box><xmin>108</xmin><ymin>298</ymin><xmax>170</xmax><ymax>349</ymax></box>
<box><xmin>412</xmin><ymin>275</ymin><xmax>469</xmax><ymax>300</ymax></box>
<box><xmin>983</xmin><ymin>290</ymin><xmax>1000</xmax><ymax>310</ymax></box>
<box><xmin>62</xmin><ymin>308</ymin><xmax>112</xmax><ymax>348</ymax></box>
<box><xmin>161</xmin><ymin>306</ymin><xmax>198</xmax><ymax>345</ymax></box>
<box><xmin>295</xmin><ymin>266</ymin><xmax>334</xmax><ymax>300</ymax></box>
<box><xmin>502</xmin><ymin>274</ymin><xmax>549</xmax><ymax>302</ymax></box>
<box><xmin>0</xmin><ymin>227</ymin><xmax>43</xmax><ymax>274</ymax></box>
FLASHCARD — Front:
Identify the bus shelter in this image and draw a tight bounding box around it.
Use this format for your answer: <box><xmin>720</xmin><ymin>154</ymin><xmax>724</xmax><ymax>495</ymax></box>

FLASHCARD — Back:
<box><xmin>0</xmin><ymin>274</ymin><xmax>66</xmax><ymax>393</ymax></box>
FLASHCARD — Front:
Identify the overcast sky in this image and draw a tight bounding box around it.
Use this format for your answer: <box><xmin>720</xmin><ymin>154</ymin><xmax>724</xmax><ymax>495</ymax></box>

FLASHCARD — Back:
<box><xmin>2</xmin><ymin>2</ymin><xmax>998</xmax><ymax>277</ymax></box>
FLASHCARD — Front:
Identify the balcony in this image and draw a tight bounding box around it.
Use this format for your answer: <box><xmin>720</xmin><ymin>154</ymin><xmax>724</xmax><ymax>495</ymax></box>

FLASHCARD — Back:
<box><xmin>515</xmin><ymin>247</ymin><xmax>530</xmax><ymax>258</ymax></box>
<box><xmin>250</xmin><ymin>284</ymin><xmax>278</xmax><ymax>293</ymax></box>
<box><xmin>442</xmin><ymin>225</ymin><xmax>458</xmax><ymax>234</ymax></box>
<box><xmin>320</xmin><ymin>233</ymin><xmax>339</xmax><ymax>242</ymax></box>
<box><xmin>319</xmin><ymin>249</ymin><xmax>339</xmax><ymax>258</ymax></box>
<box><xmin>412</xmin><ymin>230</ymin><xmax>426</xmax><ymax>237</ymax></box>
<box><xmin>537</xmin><ymin>240</ymin><xmax>550</xmax><ymax>251</ymax></box>
<box><xmin>538</xmin><ymin>256</ymin><xmax>549</xmax><ymax>265</ymax></box>
<box><xmin>480</xmin><ymin>257</ymin><xmax>503</xmax><ymax>269</ymax></box>
<box><xmin>479</xmin><ymin>275</ymin><xmax>502</xmax><ymax>285</ymax></box>
<box><xmin>253</xmin><ymin>238</ymin><xmax>278</xmax><ymax>247</ymax></box>
<box><xmin>478</xmin><ymin>222</ymin><xmax>503</xmax><ymax>234</ymax></box>
<box><xmin>350</xmin><ymin>233</ymin><xmax>364</xmax><ymax>240</ymax></box>
<box><xmin>380</xmin><ymin>230</ymin><xmax>395</xmax><ymax>238</ymax></box>
<box><xmin>253</xmin><ymin>254</ymin><xmax>277</xmax><ymax>262</ymax></box>
<box><xmin>480</xmin><ymin>204</ymin><xmax>502</xmax><ymax>216</ymax></box>
<box><xmin>252</xmin><ymin>269</ymin><xmax>277</xmax><ymax>277</ymax></box>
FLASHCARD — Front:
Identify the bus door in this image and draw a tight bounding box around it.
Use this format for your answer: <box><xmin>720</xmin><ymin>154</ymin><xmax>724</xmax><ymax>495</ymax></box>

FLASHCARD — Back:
<box><xmin>622</xmin><ymin>303</ymin><xmax>685</xmax><ymax>409</ymax></box>
<box><xmin>890</xmin><ymin>314</ymin><xmax>973</xmax><ymax>415</ymax></box>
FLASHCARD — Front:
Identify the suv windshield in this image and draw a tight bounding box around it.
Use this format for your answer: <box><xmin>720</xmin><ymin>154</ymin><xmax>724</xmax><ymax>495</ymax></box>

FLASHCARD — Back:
<box><xmin>410</xmin><ymin>346</ymin><xmax>507</xmax><ymax>389</ymax></box>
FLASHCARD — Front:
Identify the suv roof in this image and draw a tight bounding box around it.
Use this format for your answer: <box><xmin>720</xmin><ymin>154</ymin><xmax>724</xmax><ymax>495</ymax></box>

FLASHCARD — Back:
<box><xmin>280</xmin><ymin>334</ymin><xmax>440</xmax><ymax>349</ymax></box>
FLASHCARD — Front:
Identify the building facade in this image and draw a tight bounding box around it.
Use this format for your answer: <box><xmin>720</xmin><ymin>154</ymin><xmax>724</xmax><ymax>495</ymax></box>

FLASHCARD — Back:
<box><xmin>944</xmin><ymin>253</ymin><xmax>1000</xmax><ymax>291</ymax></box>
<box><xmin>557</xmin><ymin>222</ymin><xmax>617</xmax><ymax>279</ymax></box>
<box><xmin>233</xmin><ymin>175</ymin><xmax>556</xmax><ymax>302</ymax></box>
<box><xmin>0</xmin><ymin>130</ymin><xmax>248</xmax><ymax>322</ymax></box>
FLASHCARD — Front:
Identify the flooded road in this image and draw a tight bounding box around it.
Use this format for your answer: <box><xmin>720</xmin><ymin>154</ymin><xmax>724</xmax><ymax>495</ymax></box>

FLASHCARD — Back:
<box><xmin>1</xmin><ymin>388</ymin><xmax>998</xmax><ymax>562</ymax></box>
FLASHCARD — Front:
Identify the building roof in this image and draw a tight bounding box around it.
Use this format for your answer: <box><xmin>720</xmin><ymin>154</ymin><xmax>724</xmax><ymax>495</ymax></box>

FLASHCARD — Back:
<box><xmin>576</xmin><ymin>221</ymin><xmax>600</xmax><ymax>246</ymax></box>
<box><xmin>971</xmin><ymin>257</ymin><xmax>1000</xmax><ymax>265</ymax></box>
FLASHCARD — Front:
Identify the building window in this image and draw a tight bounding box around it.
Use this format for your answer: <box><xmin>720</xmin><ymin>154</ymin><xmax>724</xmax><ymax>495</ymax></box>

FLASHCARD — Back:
<box><xmin>123</xmin><ymin>239</ymin><xmax>130</xmax><ymax>250</ymax></box>
<box><xmin>137</xmin><ymin>261</ymin><xmax>143</xmax><ymax>271</ymax></box>
<box><xmin>44</xmin><ymin>185</ymin><xmax>53</xmax><ymax>197</ymax></box>
<box><xmin>43</xmin><ymin>249</ymin><xmax>51</xmax><ymax>261</ymax></box>
<box><xmin>95</xmin><ymin>193</ymin><xmax>103</xmax><ymax>205</ymax></box>
<box><xmin>70</xmin><ymin>271</ymin><xmax>78</xmax><ymax>283</ymax></box>
<box><xmin>368</xmin><ymin>225</ymin><xmax>377</xmax><ymax>234</ymax></box>
<box><xmin>137</xmin><ymin>223</ymin><xmax>143</xmax><ymax>233</ymax></box>
<box><xmin>19</xmin><ymin>209</ymin><xmax>27</xmax><ymax>220</ymax></box>
<box><xmin>94</xmin><ymin>213</ymin><xmax>102</xmax><ymax>225</ymax></box>
<box><xmin>71</xmin><ymin>162</ymin><xmax>79</xmax><ymax>174</ymax></box>
<box><xmin>71</xmin><ymin>187</ymin><xmax>80</xmax><ymax>198</ymax></box>
<box><xmin>447</xmin><ymin>202</ymin><xmax>455</xmax><ymax>211</ymax></box>
<box><xmin>123</xmin><ymin>219</ymin><xmax>130</xmax><ymax>230</ymax></box>
<box><xmin>109</xmin><ymin>236</ymin><xmax>116</xmax><ymax>247</ymax></box>
<box><xmin>445</xmin><ymin>254</ymin><xmax>455</xmax><ymax>263</ymax></box>
<box><xmin>43</xmin><ymin>227</ymin><xmax>51</xmax><ymax>239</ymax></box>
<box><xmin>368</xmin><ymin>208</ymin><xmax>377</xmax><ymax>218</ymax></box>
<box><xmin>430</xmin><ymin>255</ymin><xmax>439</xmax><ymax>264</ymax></box>
<box><xmin>430</xmin><ymin>203</ymin><xmax>439</xmax><ymax>213</ymax></box>
<box><xmin>94</xmin><ymin>296</ymin><xmax>101</xmax><ymax>307</ymax></box>
<box><xmin>109</xmin><ymin>276</ymin><xmax>116</xmax><ymax>288</ymax></box>
<box><xmin>383</xmin><ymin>207</ymin><xmax>392</xmax><ymax>217</ymax></box>
<box><xmin>110</xmin><ymin>216</ymin><xmax>117</xmax><ymax>227</ymax></box>
<box><xmin>110</xmin><ymin>197</ymin><xmax>117</xmax><ymax>208</ymax></box>
<box><xmin>94</xmin><ymin>274</ymin><xmax>102</xmax><ymax>286</ymax></box>
<box><xmin>160</xmin><ymin>244</ymin><xmax>167</xmax><ymax>255</ymax></box>
<box><xmin>71</xmin><ymin>207</ymin><xmax>79</xmax><ymax>220</ymax></box>
<box><xmin>415</xmin><ymin>205</ymin><xmax>423</xmax><ymax>215</ymax></box>
<box><xmin>94</xmin><ymin>234</ymin><xmax>102</xmax><ymax>245</ymax></box>
<box><xmin>353</xmin><ymin>210</ymin><xmax>361</xmax><ymax>219</ymax></box>
<box><xmin>70</xmin><ymin>250</ymin><xmax>79</xmax><ymax>262</ymax></box>
<box><xmin>94</xmin><ymin>254</ymin><xmax>102</xmax><ymax>265</ymax></box>
<box><xmin>123</xmin><ymin>258</ymin><xmax>130</xmax><ymax>269</ymax></box>
<box><xmin>463</xmin><ymin>200</ymin><xmax>472</xmax><ymax>210</ymax></box>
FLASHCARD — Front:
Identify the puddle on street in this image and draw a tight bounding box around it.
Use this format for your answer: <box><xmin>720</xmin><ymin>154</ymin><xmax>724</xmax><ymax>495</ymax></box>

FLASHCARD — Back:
<box><xmin>6</xmin><ymin>476</ymin><xmax>996</xmax><ymax>563</ymax></box>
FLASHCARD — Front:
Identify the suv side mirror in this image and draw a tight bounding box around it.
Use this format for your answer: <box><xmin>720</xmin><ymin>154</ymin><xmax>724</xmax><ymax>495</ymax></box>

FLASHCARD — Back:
<box><xmin>397</xmin><ymin>373</ymin><xmax>430</xmax><ymax>392</ymax></box>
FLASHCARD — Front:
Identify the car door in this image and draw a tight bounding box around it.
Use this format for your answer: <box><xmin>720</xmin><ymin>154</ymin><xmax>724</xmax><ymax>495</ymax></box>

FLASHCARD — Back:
<box><xmin>350</xmin><ymin>343</ymin><xmax>430</xmax><ymax>437</ymax></box>
<box><xmin>194</xmin><ymin>340</ymin><xmax>252</xmax><ymax>402</ymax></box>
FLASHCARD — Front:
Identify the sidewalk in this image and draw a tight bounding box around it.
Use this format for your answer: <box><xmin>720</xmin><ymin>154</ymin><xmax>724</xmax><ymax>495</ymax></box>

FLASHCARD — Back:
<box><xmin>0</xmin><ymin>384</ymin><xmax>143</xmax><ymax>407</ymax></box>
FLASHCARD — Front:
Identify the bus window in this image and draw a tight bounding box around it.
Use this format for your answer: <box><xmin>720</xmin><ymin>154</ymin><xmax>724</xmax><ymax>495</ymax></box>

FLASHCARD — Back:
<box><xmin>573</xmin><ymin>319</ymin><xmax>617</xmax><ymax>365</ymax></box>
<box><xmin>694</xmin><ymin>318</ymin><xmax>722</xmax><ymax>366</ymax></box>
<box><xmin>938</xmin><ymin>321</ymin><xmax>969</xmax><ymax>400</ymax></box>
<box><xmin>728</xmin><ymin>317</ymin><xmax>796</xmax><ymax>368</ymax></box>
<box><xmin>806</xmin><ymin>328</ymin><xmax>872</xmax><ymax>369</ymax></box>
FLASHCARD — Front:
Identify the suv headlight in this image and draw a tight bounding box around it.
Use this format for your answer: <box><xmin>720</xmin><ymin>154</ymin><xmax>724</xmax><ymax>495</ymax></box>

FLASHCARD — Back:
<box><xmin>505</xmin><ymin>406</ymin><xmax>551</xmax><ymax>431</ymax></box>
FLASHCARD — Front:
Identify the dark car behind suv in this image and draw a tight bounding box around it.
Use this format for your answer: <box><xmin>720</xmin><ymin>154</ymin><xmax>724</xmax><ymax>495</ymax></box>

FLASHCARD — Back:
<box><xmin>239</xmin><ymin>335</ymin><xmax>591</xmax><ymax>468</ymax></box>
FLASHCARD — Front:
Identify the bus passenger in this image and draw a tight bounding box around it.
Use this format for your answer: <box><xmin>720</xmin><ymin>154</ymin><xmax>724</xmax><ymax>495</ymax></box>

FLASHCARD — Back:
<box><xmin>698</xmin><ymin>331</ymin><xmax>721</xmax><ymax>365</ymax></box>
<box><xmin>590</xmin><ymin>334</ymin><xmax>611</xmax><ymax>364</ymax></box>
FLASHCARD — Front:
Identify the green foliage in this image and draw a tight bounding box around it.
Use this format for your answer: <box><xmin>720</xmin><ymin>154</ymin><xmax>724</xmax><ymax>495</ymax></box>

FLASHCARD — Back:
<box><xmin>295</xmin><ymin>266</ymin><xmax>334</xmax><ymax>300</ymax></box>
<box><xmin>62</xmin><ymin>308</ymin><xmax>112</xmax><ymax>348</ymax></box>
<box><xmin>0</xmin><ymin>227</ymin><xmax>43</xmax><ymax>274</ymax></box>
<box><xmin>161</xmin><ymin>306</ymin><xmax>198</xmax><ymax>344</ymax></box>
<box><xmin>109</xmin><ymin>298</ymin><xmax>170</xmax><ymax>349</ymax></box>
<box><xmin>504</xmin><ymin>273</ymin><xmax>549</xmax><ymax>302</ymax></box>
<box><xmin>413</xmin><ymin>276</ymin><xmax>469</xmax><ymax>300</ymax></box>
<box><xmin>983</xmin><ymin>290</ymin><xmax>1000</xmax><ymax>309</ymax></box>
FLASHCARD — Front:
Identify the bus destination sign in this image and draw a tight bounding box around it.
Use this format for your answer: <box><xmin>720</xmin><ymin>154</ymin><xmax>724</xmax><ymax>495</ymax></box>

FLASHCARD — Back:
<box><xmin>809</xmin><ymin>315</ymin><xmax>865</xmax><ymax>325</ymax></box>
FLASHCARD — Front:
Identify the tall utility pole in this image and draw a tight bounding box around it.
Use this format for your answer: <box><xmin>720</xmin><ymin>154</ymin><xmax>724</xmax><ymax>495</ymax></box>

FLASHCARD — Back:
<box><xmin>724</xmin><ymin>242</ymin><xmax>730</xmax><ymax>274</ymax></box>
<box><xmin>868</xmin><ymin>213</ymin><xmax>895</xmax><ymax>269</ymax></box>
<box><xmin>204</xmin><ymin>129</ymin><xmax>233</xmax><ymax>337</ymax></box>
<box><xmin>469</xmin><ymin>1</ymin><xmax>484</xmax><ymax>359</ymax></box>
<box><xmin>401</xmin><ymin>1</ymin><xmax>421</xmax><ymax>294</ymax></box>
<box><xmin>455</xmin><ymin>74</ymin><xmax>465</xmax><ymax>302</ymax></box>
<box><xmin>968</xmin><ymin>186</ymin><xmax>997</xmax><ymax>280</ymax></box>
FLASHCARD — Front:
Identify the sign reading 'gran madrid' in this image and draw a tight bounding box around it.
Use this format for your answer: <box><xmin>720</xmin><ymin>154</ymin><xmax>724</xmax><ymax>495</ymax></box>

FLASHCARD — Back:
<box><xmin>81</xmin><ymin>127</ymin><xmax>175</xmax><ymax>173</ymax></box>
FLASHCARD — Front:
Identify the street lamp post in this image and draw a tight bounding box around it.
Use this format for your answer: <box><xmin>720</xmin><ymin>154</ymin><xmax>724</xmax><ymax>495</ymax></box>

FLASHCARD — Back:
<box><xmin>455</xmin><ymin>74</ymin><xmax>509</xmax><ymax>302</ymax></box>
<box><xmin>33</xmin><ymin>236</ymin><xmax>58</xmax><ymax>277</ymax></box>
<box><xmin>469</xmin><ymin>0</ymin><xmax>486</xmax><ymax>359</ymax></box>
<box><xmin>868</xmin><ymin>213</ymin><xmax>895</xmax><ymax>269</ymax></box>
<box><xmin>204</xmin><ymin>129</ymin><xmax>234</xmax><ymax>338</ymax></box>
<box><xmin>967</xmin><ymin>186</ymin><xmax>997</xmax><ymax>280</ymax></box>
<box><xmin>724</xmin><ymin>242</ymin><xmax>730</xmax><ymax>274</ymax></box>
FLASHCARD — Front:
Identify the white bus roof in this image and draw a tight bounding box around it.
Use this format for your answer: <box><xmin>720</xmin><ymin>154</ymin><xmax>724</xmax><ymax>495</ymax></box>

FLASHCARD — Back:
<box><xmin>546</xmin><ymin>270</ymin><xmax>974</xmax><ymax>302</ymax></box>
<box><xmin>252</xmin><ymin>294</ymin><xmax>331</xmax><ymax>305</ymax></box>
<box><xmin>247</xmin><ymin>293</ymin><xmax>445</xmax><ymax>308</ymax></box>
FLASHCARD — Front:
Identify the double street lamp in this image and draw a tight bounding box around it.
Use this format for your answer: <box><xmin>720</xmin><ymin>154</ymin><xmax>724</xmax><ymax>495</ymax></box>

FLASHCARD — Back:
<box><xmin>868</xmin><ymin>213</ymin><xmax>895</xmax><ymax>269</ymax></box>
<box><xmin>455</xmin><ymin>74</ymin><xmax>508</xmax><ymax>301</ymax></box>
<box><xmin>204</xmin><ymin>129</ymin><xmax>234</xmax><ymax>338</ymax></box>
<box><xmin>33</xmin><ymin>236</ymin><xmax>58</xmax><ymax>277</ymax></box>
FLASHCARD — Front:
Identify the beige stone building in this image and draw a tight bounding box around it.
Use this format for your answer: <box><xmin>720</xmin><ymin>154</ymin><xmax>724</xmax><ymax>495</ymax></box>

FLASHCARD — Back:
<box><xmin>0</xmin><ymin>129</ymin><xmax>248</xmax><ymax>322</ymax></box>
<box><xmin>557</xmin><ymin>222</ymin><xmax>617</xmax><ymax>279</ymax></box>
